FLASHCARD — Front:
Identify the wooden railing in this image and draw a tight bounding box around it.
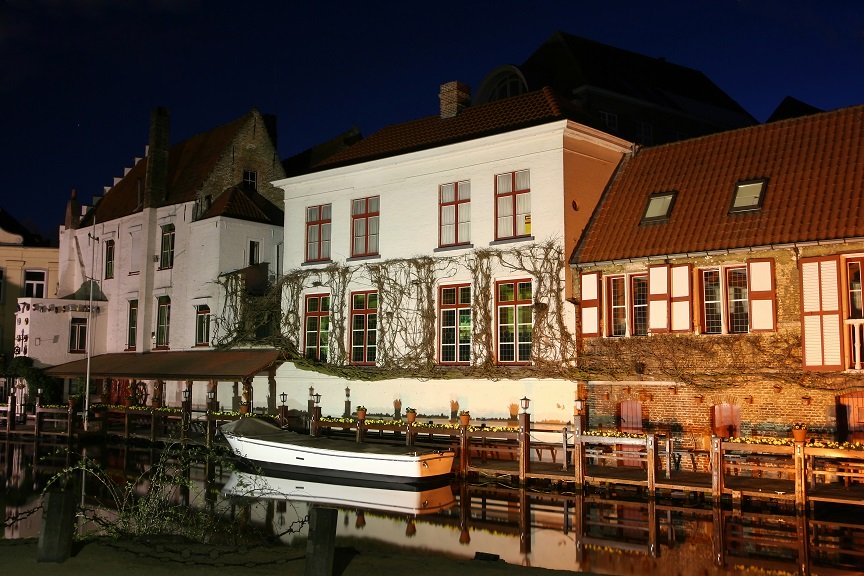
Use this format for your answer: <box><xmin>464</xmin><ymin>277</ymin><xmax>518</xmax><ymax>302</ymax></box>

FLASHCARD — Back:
<box><xmin>846</xmin><ymin>318</ymin><xmax>864</xmax><ymax>370</ymax></box>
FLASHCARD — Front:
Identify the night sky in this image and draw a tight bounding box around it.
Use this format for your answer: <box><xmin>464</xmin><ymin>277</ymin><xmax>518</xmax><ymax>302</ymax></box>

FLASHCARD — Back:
<box><xmin>2</xmin><ymin>0</ymin><xmax>862</xmax><ymax>240</ymax></box>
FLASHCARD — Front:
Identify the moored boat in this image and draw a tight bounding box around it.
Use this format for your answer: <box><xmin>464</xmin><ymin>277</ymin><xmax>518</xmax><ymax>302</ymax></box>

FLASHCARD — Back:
<box><xmin>220</xmin><ymin>418</ymin><xmax>455</xmax><ymax>483</ymax></box>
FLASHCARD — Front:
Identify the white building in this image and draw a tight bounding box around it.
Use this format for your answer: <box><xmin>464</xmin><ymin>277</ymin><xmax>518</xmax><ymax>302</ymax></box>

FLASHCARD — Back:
<box><xmin>267</xmin><ymin>84</ymin><xmax>631</xmax><ymax>422</ymax></box>
<box><xmin>16</xmin><ymin>108</ymin><xmax>287</xmax><ymax>409</ymax></box>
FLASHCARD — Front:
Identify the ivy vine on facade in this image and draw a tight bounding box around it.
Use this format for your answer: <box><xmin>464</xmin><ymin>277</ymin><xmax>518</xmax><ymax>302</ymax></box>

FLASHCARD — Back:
<box><xmin>212</xmin><ymin>238</ymin><xmax>582</xmax><ymax>381</ymax></box>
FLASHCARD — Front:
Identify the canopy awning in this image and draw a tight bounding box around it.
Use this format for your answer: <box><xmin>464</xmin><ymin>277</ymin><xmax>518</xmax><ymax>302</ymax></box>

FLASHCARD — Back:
<box><xmin>45</xmin><ymin>349</ymin><xmax>285</xmax><ymax>381</ymax></box>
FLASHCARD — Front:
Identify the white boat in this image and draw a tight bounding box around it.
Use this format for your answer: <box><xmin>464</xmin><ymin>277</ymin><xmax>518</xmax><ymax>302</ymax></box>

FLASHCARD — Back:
<box><xmin>220</xmin><ymin>418</ymin><xmax>455</xmax><ymax>483</ymax></box>
<box><xmin>222</xmin><ymin>470</ymin><xmax>456</xmax><ymax>515</ymax></box>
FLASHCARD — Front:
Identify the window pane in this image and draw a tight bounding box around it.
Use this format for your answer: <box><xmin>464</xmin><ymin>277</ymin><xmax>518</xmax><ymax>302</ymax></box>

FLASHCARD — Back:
<box><xmin>321</xmin><ymin>204</ymin><xmax>331</xmax><ymax>219</ymax></box>
<box><xmin>441</xmin><ymin>287</ymin><xmax>456</xmax><ymax>305</ymax></box>
<box><xmin>306</xmin><ymin>206</ymin><xmax>319</xmax><ymax>221</ymax></box>
<box><xmin>367</xmin><ymin>293</ymin><xmax>378</xmax><ymax>309</ymax></box>
<box><xmin>515</xmin><ymin>169</ymin><xmax>530</xmax><ymax>190</ymax></box>
<box><xmin>517</xmin><ymin>281</ymin><xmax>532</xmax><ymax>301</ymax></box>
<box><xmin>352</xmin><ymin>199</ymin><xmax>365</xmax><ymax>215</ymax></box>
<box><xmin>498</xmin><ymin>282</ymin><xmax>514</xmax><ymax>302</ymax></box>
<box><xmin>849</xmin><ymin>262</ymin><xmax>863</xmax><ymax>319</ymax></box>
<box><xmin>497</xmin><ymin>174</ymin><xmax>511</xmax><ymax>194</ymax></box>
<box><xmin>458</xmin><ymin>286</ymin><xmax>471</xmax><ymax>304</ymax></box>
<box><xmin>727</xmin><ymin>268</ymin><xmax>749</xmax><ymax>333</ymax></box>
<box><xmin>458</xmin><ymin>181</ymin><xmax>470</xmax><ymax>200</ymax></box>
<box><xmin>440</xmin><ymin>183</ymin><xmax>454</xmax><ymax>203</ymax></box>
<box><xmin>353</xmin><ymin>293</ymin><xmax>365</xmax><ymax>309</ymax></box>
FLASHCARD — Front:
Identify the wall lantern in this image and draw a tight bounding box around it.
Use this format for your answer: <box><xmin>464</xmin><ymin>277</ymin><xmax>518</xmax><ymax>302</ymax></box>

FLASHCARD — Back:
<box><xmin>313</xmin><ymin>392</ymin><xmax>321</xmax><ymax>406</ymax></box>
<box><xmin>520</xmin><ymin>396</ymin><xmax>530</xmax><ymax>412</ymax></box>
<box><xmin>280</xmin><ymin>392</ymin><xmax>287</xmax><ymax>404</ymax></box>
<box><xmin>182</xmin><ymin>388</ymin><xmax>191</xmax><ymax>401</ymax></box>
<box><xmin>207</xmin><ymin>390</ymin><xmax>215</xmax><ymax>401</ymax></box>
<box><xmin>574</xmin><ymin>399</ymin><xmax>585</xmax><ymax>413</ymax></box>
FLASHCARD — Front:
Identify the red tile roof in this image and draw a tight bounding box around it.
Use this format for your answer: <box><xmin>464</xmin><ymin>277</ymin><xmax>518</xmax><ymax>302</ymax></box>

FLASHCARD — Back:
<box><xmin>200</xmin><ymin>185</ymin><xmax>283</xmax><ymax>225</ymax></box>
<box><xmin>314</xmin><ymin>87</ymin><xmax>588</xmax><ymax>170</ymax></box>
<box><xmin>82</xmin><ymin>112</ymin><xmax>252</xmax><ymax>225</ymax></box>
<box><xmin>572</xmin><ymin>105</ymin><xmax>864</xmax><ymax>264</ymax></box>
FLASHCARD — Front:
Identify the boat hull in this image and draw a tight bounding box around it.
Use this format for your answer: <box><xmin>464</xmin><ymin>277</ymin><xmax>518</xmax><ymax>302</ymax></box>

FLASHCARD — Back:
<box><xmin>221</xmin><ymin>419</ymin><xmax>455</xmax><ymax>484</ymax></box>
<box><xmin>222</xmin><ymin>471</ymin><xmax>456</xmax><ymax>515</ymax></box>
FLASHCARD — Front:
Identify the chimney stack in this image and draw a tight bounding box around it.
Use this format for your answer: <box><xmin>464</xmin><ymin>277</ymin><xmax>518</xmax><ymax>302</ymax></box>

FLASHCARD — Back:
<box><xmin>143</xmin><ymin>107</ymin><xmax>170</xmax><ymax>207</ymax></box>
<box><xmin>439</xmin><ymin>81</ymin><xmax>471</xmax><ymax>119</ymax></box>
<box><xmin>64</xmin><ymin>189</ymin><xmax>80</xmax><ymax>229</ymax></box>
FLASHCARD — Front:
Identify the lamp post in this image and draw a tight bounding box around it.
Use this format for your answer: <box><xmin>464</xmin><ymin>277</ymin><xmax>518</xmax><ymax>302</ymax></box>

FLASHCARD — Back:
<box><xmin>307</xmin><ymin>386</ymin><xmax>315</xmax><ymax>433</ymax></box>
<box><xmin>311</xmin><ymin>392</ymin><xmax>322</xmax><ymax>437</ymax></box>
<box><xmin>207</xmin><ymin>389</ymin><xmax>216</xmax><ymax>412</ymax></box>
<box><xmin>279</xmin><ymin>391</ymin><xmax>287</xmax><ymax>426</ymax></box>
<box><xmin>519</xmin><ymin>396</ymin><xmax>531</xmax><ymax>481</ymax></box>
<box><xmin>344</xmin><ymin>386</ymin><xmax>351</xmax><ymax>417</ymax></box>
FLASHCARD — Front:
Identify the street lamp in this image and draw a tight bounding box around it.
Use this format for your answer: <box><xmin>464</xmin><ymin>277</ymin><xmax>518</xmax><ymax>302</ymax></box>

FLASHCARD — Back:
<box><xmin>313</xmin><ymin>392</ymin><xmax>321</xmax><ymax>406</ymax></box>
<box><xmin>520</xmin><ymin>396</ymin><xmax>530</xmax><ymax>413</ymax></box>
<box><xmin>280</xmin><ymin>392</ymin><xmax>287</xmax><ymax>405</ymax></box>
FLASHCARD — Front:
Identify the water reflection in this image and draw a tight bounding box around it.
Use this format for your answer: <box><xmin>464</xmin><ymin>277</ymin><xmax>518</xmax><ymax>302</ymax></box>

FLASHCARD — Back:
<box><xmin>3</xmin><ymin>440</ymin><xmax>863</xmax><ymax>574</ymax></box>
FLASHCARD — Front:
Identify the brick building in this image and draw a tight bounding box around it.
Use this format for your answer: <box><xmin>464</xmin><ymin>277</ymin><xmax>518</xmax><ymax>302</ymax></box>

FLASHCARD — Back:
<box><xmin>571</xmin><ymin>104</ymin><xmax>864</xmax><ymax>440</ymax></box>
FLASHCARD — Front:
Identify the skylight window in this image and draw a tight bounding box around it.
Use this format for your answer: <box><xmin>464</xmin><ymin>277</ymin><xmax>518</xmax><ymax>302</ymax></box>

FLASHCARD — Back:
<box><xmin>641</xmin><ymin>191</ymin><xmax>676</xmax><ymax>224</ymax></box>
<box><xmin>730</xmin><ymin>179</ymin><xmax>767</xmax><ymax>212</ymax></box>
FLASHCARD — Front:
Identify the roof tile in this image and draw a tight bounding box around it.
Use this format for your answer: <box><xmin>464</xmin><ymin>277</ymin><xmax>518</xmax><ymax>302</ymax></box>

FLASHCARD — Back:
<box><xmin>573</xmin><ymin>105</ymin><xmax>864</xmax><ymax>264</ymax></box>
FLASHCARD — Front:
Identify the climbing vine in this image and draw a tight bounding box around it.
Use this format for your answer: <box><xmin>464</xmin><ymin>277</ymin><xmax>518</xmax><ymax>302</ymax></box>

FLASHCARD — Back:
<box><xmin>211</xmin><ymin>237</ymin><xmax>581</xmax><ymax>380</ymax></box>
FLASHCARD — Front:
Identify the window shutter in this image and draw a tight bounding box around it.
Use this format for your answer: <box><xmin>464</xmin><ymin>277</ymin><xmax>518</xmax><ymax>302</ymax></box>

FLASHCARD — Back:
<box><xmin>580</xmin><ymin>272</ymin><xmax>601</xmax><ymax>337</ymax></box>
<box><xmin>670</xmin><ymin>264</ymin><xmax>692</xmax><ymax>332</ymax></box>
<box><xmin>748</xmin><ymin>258</ymin><xmax>776</xmax><ymax>332</ymax></box>
<box><xmin>801</xmin><ymin>257</ymin><xmax>843</xmax><ymax>370</ymax></box>
<box><xmin>648</xmin><ymin>265</ymin><xmax>669</xmax><ymax>333</ymax></box>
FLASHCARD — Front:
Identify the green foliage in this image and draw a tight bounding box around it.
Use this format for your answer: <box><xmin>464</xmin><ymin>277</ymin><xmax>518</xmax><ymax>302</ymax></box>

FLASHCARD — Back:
<box><xmin>6</xmin><ymin>356</ymin><xmax>62</xmax><ymax>404</ymax></box>
<box><xmin>43</xmin><ymin>444</ymin><xmax>253</xmax><ymax>544</ymax></box>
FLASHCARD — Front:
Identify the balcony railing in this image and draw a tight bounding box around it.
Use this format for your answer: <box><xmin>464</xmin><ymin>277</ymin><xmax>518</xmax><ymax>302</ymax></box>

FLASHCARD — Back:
<box><xmin>846</xmin><ymin>318</ymin><xmax>864</xmax><ymax>370</ymax></box>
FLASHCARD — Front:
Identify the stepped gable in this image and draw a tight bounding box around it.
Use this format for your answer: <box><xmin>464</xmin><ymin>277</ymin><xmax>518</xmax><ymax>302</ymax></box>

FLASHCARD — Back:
<box><xmin>81</xmin><ymin>112</ymin><xmax>251</xmax><ymax>226</ymax></box>
<box><xmin>572</xmin><ymin>104</ymin><xmax>864</xmax><ymax>264</ymax></box>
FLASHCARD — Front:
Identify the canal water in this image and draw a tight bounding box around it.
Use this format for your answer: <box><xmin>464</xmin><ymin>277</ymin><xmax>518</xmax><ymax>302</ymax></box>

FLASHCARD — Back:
<box><xmin>2</xmin><ymin>439</ymin><xmax>863</xmax><ymax>575</ymax></box>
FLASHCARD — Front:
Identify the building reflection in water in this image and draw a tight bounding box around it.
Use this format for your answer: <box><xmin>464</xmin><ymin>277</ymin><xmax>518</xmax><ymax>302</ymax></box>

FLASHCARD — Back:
<box><xmin>2</xmin><ymin>440</ymin><xmax>863</xmax><ymax>574</ymax></box>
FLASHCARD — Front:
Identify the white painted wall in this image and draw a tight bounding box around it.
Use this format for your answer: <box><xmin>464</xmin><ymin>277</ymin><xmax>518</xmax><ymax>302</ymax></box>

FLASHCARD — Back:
<box><xmin>268</xmin><ymin>120</ymin><xmax>613</xmax><ymax>422</ymax></box>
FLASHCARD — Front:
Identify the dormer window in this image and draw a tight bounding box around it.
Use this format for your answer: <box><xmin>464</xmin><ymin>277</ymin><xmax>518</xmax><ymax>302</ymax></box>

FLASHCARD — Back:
<box><xmin>730</xmin><ymin>179</ymin><xmax>767</xmax><ymax>212</ymax></box>
<box><xmin>641</xmin><ymin>191</ymin><xmax>676</xmax><ymax>224</ymax></box>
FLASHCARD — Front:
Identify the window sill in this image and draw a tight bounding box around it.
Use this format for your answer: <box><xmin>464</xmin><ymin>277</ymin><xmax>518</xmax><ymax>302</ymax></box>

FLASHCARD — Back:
<box><xmin>302</xmin><ymin>259</ymin><xmax>333</xmax><ymax>267</ymax></box>
<box><xmin>69</xmin><ymin>350</ymin><xmax>86</xmax><ymax>355</ymax></box>
<box><xmin>490</xmin><ymin>236</ymin><xmax>534</xmax><ymax>246</ymax></box>
<box><xmin>434</xmin><ymin>243</ymin><xmax>474</xmax><ymax>253</ymax></box>
<box><xmin>125</xmin><ymin>347</ymin><xmax>136</xmax><ymax>352</ymax></box>
<box><xmin>157</xmin><ymin>266</ymin><xmax>173</xmax><ymax>271</ymax></box>
<box><xmin>153</xmin><ymin>346</ymin><xmax>170</xmax><ymax>351</ymax></box>
<box><xmin>346</xmin><ymin>254</ymin><xmax>380</xmax><ymax>263</ymax></box>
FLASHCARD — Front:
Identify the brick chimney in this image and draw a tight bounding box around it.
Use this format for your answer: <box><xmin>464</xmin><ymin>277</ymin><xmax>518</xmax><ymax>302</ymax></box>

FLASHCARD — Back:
<box><xmin>143</xmin><ymin>107</ymin><xmax>170</xmax><ymax>207</ymax></box>
<box><xmin>64</xmin><ymin>188</ymin><xmax>80</xmax><ymax>229</ymax></box>
<box><xmin>439</xmin><ymin>81</ymin><xmax>471</xmax><ymax>118</ymax></box>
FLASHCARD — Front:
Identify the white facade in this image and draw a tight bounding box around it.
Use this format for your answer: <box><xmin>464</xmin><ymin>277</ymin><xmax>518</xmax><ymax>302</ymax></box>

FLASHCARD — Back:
<box><xmin>17</xmin><ymin>201</ymin><xmax>283</xmax><ymax>399</ymax></box>
<box><xmin>267</xmin><ymin>120</ymin><xmax>630</xmax><ymax>422</ymax></box>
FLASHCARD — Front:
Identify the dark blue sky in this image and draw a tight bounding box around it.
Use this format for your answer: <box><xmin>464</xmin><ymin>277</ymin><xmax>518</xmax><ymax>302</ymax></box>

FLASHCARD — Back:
<box><xmin>2</xmin><ymin>0</ymin><xmax>862</xmax><ymax>239</ymax></box>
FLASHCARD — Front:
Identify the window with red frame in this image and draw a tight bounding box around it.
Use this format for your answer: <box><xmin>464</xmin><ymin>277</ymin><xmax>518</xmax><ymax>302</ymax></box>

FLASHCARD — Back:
<box><xmin>439</xmin><ymin>284</ymin><xmax>471</xmax><ymax>363</ymax></box>
<box><xmin>497</xmin><ymin>279</ymin><xmax>532</xmax><ymax>363</ymax></box>
<box><xmin>305</xmin><ymin>204</ymin><xmax>331</xmax><ymax>262</ymax></box>
<box><xmin>350</xmin><ymin>291</ymin><xmax>377</xmax><ymax>364</ymax></box>
<box><xmin>495</xmin><ymin>170</ymin><xmax>530</xmax><ymax>240</ymax></box>
<box><xmin>304</xmin><ymin>294</ymin><xmax>331</xmax><ymax>361</ymax></box>
<box><xmin>351</xmin><ymin>196</ymin><xmax>379</xmax><ymax>257</ymax></box>
<box><xmin>439</xmin><ymin>181</ymin><xmax>470</xmax><ymax>247</ymax></box>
